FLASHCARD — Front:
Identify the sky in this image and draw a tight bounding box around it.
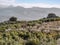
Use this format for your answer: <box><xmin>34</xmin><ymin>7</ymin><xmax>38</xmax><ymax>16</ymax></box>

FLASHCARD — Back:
<box><xmin>0</xmin><ymin>0</ymin><xmax>60</xmax><ymax>8</ymax></box>
<box><xmin>16</xmin><ymin>0</ymin><xmax>60</xmax><ymax>4</ymax></box>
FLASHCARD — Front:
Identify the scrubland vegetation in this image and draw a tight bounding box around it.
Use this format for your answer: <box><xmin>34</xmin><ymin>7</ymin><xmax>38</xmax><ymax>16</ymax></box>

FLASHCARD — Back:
<box><xmin>0</xmin><ymin>13</ymin><xmax>60</xmax><ymax>45</ymax></box>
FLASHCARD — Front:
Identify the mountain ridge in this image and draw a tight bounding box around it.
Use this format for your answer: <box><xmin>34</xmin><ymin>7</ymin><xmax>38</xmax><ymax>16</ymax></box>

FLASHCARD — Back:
<box><xmin>0</xmin><ymin>6</ymin><xmax>60</xmax><ymax>22</ymax></box>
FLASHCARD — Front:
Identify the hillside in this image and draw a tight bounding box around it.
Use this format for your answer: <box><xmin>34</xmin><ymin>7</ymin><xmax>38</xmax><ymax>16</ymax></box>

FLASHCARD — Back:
<box><xmin>0</xmin><ymin>16</ymin><xmax>60</xmax><ymax>45</ymax></box>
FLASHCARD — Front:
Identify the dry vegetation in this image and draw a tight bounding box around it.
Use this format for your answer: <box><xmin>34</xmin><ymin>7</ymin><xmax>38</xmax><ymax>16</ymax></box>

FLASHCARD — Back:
<box><xmin>0</xmin><ymin>13</ymin><xmax>60</xmax><ymax>45</ymax></box>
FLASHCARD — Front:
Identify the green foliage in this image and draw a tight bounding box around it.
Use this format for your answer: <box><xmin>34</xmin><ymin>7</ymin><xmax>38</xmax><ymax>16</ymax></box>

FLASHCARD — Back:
<box><xmin>0</xmin><ymin>29</ymin><xmax>59</xmax><ymax>45</ymax></box>
<box><xmin>47</xmin><ymin>13</ymin><xmax>59</xmax><ymax>18</ymax></box>
<box><xmin>0</xmin><ymin>15</ymin><xmax>60</xmax><ymax>45</ymax></box>
<box><xmin>9</xmin><ymin>17</ymin><xmax>17</xmax><ymax>21</ymax></box>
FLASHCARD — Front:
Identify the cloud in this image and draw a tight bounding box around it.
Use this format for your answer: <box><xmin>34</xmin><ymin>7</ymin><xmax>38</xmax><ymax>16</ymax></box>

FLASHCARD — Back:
<box><xmin>0</xmin><ymin>0</ymin><xmax>60</xmax><ymax>8</ymax></box>
<box><xmin>13</xmin><ymin>3</ymin><xmax>60</xmax><ymax>8</ymax></box>
<box><xmin>0</xmin><ymin>0</ymin><xmax>15</xmax><ymax>5</ymax></box>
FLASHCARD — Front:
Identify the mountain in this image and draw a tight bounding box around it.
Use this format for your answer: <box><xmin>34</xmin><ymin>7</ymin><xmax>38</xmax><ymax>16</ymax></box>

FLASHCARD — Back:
<box><xmin>0</xmin><ymin>6</ymin><xmax>60</xmax><ymax>22</ymax></box>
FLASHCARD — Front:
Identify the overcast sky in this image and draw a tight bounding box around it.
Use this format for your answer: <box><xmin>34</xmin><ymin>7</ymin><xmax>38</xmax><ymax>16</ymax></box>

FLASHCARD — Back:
<box><xmin>0</xmin><ymin>0</ymin><xmax>60</xmax><ymax>8</ymax></box>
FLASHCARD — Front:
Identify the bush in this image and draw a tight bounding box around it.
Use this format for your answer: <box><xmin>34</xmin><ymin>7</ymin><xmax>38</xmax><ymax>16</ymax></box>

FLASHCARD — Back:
<box><xmin>9</xmin><ymin>17</ymin><xmax>17</xmax><ymax>21</ymax></box>
<box><xmin>47</xmin><ymin>13</ymin><xmax>58</xmax><ymax>18</ymax></box>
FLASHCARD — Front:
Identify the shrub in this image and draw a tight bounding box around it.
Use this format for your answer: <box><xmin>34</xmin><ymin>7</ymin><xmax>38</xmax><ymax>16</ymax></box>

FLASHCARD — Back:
<box><xmin>9</xmin><ymin>17</ymin><xmax>17</xmax><ymax>21</ymax></box>
<box><xmin>47</xmin><ymin>13</ymin><xmax>58</xmax><ymax>18</ymax></box>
